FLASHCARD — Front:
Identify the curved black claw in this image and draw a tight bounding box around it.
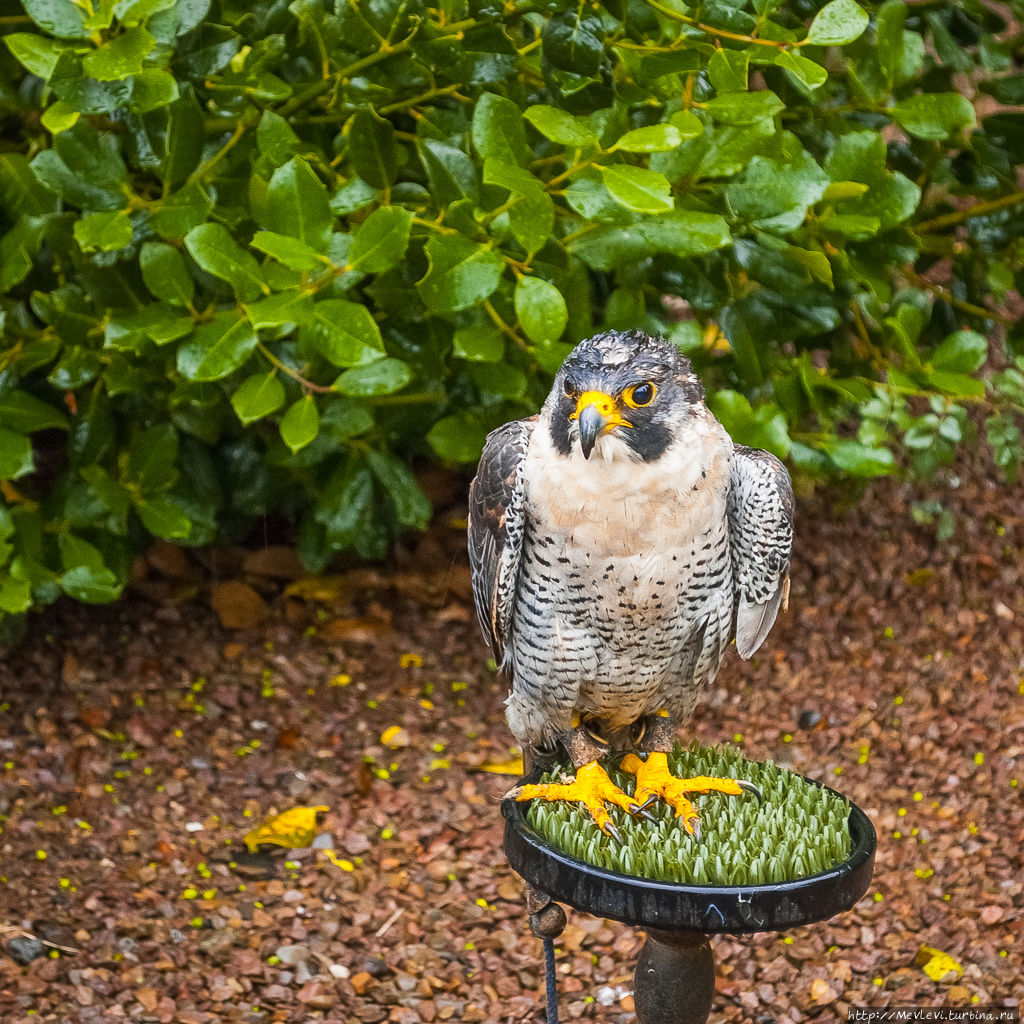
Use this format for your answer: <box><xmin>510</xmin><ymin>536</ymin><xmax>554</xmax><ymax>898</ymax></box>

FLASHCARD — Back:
<box><xmin>634</xmin><ymin>794</ymin><xmax>659</xmax><ymax>813</ymax></box>
<box><xmin>602</xmin><ymin>821</ymin><xmax>622</xmax><ymax>844</ymax></box>
<box><xmin>738</xmin><ymin>779</ymin><xmax>764</xmax><ymax>805</ymax></box>
<box><xmin>628</xmin><ymin>801</ymin><xmax>658</xmax><ymax>824</ymax></box>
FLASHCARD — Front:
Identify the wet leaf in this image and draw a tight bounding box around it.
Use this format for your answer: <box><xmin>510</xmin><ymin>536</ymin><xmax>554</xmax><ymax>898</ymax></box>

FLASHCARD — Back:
<box><xmin>244</xmin><ymin>806</ymin><xmax>329</xmax><ymax>852</ymax></box>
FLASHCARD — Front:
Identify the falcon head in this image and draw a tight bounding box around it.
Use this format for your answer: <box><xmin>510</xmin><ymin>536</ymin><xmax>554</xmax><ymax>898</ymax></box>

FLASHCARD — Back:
<box><xmin>544</xmin><ymin>330</ymin><xmax>705</xmax><ymax>462</ymax></box>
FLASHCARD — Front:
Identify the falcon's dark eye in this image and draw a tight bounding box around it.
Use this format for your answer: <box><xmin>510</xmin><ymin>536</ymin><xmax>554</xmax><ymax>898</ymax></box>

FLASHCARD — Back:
<box><xmin>624</xmin><ymin>382</ymin><xmax>656</xmax><ymax>408</ymax></box>
<box><xmin>563</xmin><ymin>379</ymin><xmax>574</xmax><ymax>397</ymax></box>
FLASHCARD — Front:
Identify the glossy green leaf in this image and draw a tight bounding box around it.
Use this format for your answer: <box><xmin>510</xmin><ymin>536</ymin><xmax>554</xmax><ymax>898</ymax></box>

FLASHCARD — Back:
<box><xmin>703</xmin><ymin>91</ymin><xmax>784</xmax><ymax>126</ymax></box>
<box><xmin>245</xmin><ymin>290</ymin><xmax>313</xmax><ymax>330</ymax></box>
<box><xmin>150</xmin><ymin>182</ymin><xmax>213</xmax><ymax>239</ymax></box>
<box><xmin>73</xmin><ymin>209</ymin><xmax>133</xmax><ymax>252</ymax></box>
<box><xmin>348</xmin><ymin>108</ymin><xmax>396</xmax><ymax>189</ymax></box>
<box><xmin>232</xmin><ymin>372</ymin><xmax>286</xmax><ymax>425</ymax></box>
<box><xmin>806</xmin><ymin>0</ymin><xmax>869</xmax><ymax>46</ymax></box>
<box><xmin>600</xmin><ymin>164</ymin><xmax>673</xmax><ymax>213</ymax></box>
<box><xmin>350</xmin><ymin>206</ymin><xmax>413</xmax><ymax>274</ymax></box>
<box><xmin>49</xmin><ymin>347</ymin><xmax>102</xmax><ymax>389</ymax></box>
<box><xmin>22</xmin><ymin>0</ymin><xmax>90</xmax><ymax>39</ymax></box>
<box><xmin>726</xmin><ymin>151</ymin><xmax>830</xmax><ymax>233</ymax></box>
<box><xmin>5</xmin><ymin>33</ymin><xmax>66</xmax><ymax>79</ymax></box>
<box><xmin>820</xmin><ymin>438</ymin><xmax>895</xmax><ymax>475</ymax></box>
<box><xmin>250</xmin><ymin>230</ymin><xmax>324</xmax><ymax>271</ymax></box>
<box><xmin>568</xmin><ymin>211</ymin><xmax>731</xmax><ymax>270</ymax></box>
<box><xmin>82</xmin><ymin>27</ymin><xmax>155</xmax><ymax>81</ymax></box>
<box><xmin>126</xmin><ymin>423</ymin><xmax>178</xmax><ymax>493</ymax></box>
<box><xmin>300</xmin><ymin>298</ymin><xmax>385</xmax><ymax>367</ymax></box>
<box><xmin>30</xmin><ymin>121</ymin><xmax>129</xmax><ymax>211</ymax></box>
<box><xmin>333</xmin><ymin>358</ymin><xmax>412</xmax><ymax>396</ymax></box>
<box><xmin>774</xmin><ymin>51</ymin><xmax>828</xmax><ymax>90</ymax></box>
<box><xmin>473</xmin><ymin>92</ymin><xmax>532</xmax><ymax>167</ymax></box>
<box><xmin>708</xmin><ymin>49</ymin><xmax>748</xmax><ymax>93</ymax></box>
<box><xmin>280</xmin><ymin>396</ymin><xmax>320</xmax><ymax>453</ymax></box>
<box><xmin>265</xmin><ymin>156</ymin><xmax>333</xmax><ymax>252</ymax></box>
<box><xmin>0</xmin><ymin>391</ymin><xmax>68</xmax><ymax>433</ymax></box>
<box><xmin>0</xmin><ymin>153</ymin><xmax>59</xmax><ymax>216</ymax></box>
<box><xmin>926</xmin><ymin>370</ymin><xmax>985</xmax><ymax>397</ymax></box>
<box><xmin>612</xmin><ymin>124</ymin><xmax>682</xmax><ymax>153</ymax></box>
<box><xmin>329</xmin><ymin>178</ymin><xmax>380</xmax><ymax>216</ymax></box>
<box><xmin>140</xmin><ymin>242</ymin><xmax>195</xmax><ymax>306</ymax></box>
<box><xmin>453</xmin><ymin>323</ymin><xmax>504</xmax><ymax>362</ymax></box>
<box><xmin>427</xmin><ymin>415</ymin><xmax>488</xmax><ymax>463</ymax></box>
<box><xmin>0</xmin><ymin>428</ymin><xmax>34</xmax><ymax>480</ymax></box>
<box><xmin>823</xmin><ymin>132</ymin><xmax>920</xmax><ymax>230</ymax></box>
<box><xmin>184</xmin><ymin>223</ymin><xmax>268</xmax><ymax>301</ymax></box>
<box><xmin>417</xmin><ymin>235</ymin><xmax>504</xmax><ymax>314</ymax></box>
<box><xmin>176</xmin><ymin>311</ymin><xmax>259</xmax><ymax>381</ymax></box>
<box><xmin>128</xmin><ymin>69</ymin><xmax>179</xmax><ymax>114</ymax></box>
<box><xmin>515</xmin><ymin>277</ymin><xmax>568</xmax><ymax>346</ymax></box>
<box><xmin>932</xmin><ymin>330</ymin><xmax>987</xmax><ymax>373</ymax></box>
<box><xmin>524</xmin><ymin>106</ymin><xmax>598</xmax><ymax>148</ymax></box>
<box><xmin>136</xmin><ymin>496</ymin><xmax>192</xmax><ymax>540</ymax></box>
<box><xmin>891</xmin><ymin>94</ymin><xmax>977</xmax><ymax>142</ymax></box>
<box><xmin>366</xmin><ymin>450</ymin><xmax>431</xmax><ymax>528</ymax></box>
<box><xmin>709</xmin><ymin>391</ymin><xmax>790</xmax><ymax>458</ymax></box>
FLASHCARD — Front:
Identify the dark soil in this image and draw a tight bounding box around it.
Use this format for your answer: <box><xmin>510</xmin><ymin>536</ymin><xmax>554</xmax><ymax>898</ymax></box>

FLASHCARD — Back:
<box><xmin>1</xmin><ymin>455</ymin><xmax>1022</xmax><ymax>1024</ymax></box>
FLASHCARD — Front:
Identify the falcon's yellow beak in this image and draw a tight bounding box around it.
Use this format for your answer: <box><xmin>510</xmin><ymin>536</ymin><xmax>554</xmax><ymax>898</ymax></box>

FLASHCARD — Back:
<box><xmin>570</xmin><ymin>391</ymin><xmax>632</xmax><ymax>459</ymax></box>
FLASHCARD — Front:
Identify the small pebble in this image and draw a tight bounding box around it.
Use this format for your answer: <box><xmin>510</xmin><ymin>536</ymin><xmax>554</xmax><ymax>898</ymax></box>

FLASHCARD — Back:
<box><xmin>7</xmin><ymin>936</ymin><xmax>46</xmax><ymax>965</ymax></box>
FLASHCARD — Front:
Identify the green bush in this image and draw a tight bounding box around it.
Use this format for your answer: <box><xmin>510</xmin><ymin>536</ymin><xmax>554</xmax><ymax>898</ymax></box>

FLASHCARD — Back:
<box><xmin>2</xmin><ymin>0</ymin><xmax>1024</xmax><ymax>636</ymax></box>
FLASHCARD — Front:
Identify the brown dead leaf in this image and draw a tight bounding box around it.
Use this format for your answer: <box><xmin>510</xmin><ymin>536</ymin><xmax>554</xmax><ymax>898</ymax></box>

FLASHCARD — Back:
<box><xmin>243</xmin><ymin>546</ymin><xmax>304</xmax><ymax>579</ymax></box>
<box><xmin>223</xmin><ymin>643</ymin><xmax>244</xmax><ymax>659</ymax></box>
<box><xmin>446</xmin><ymin>565</ymin><xmax>474</xmax><ymax>602</ymax></box>
<box><xmin>560</xmin><ymin>924</ymin><xmax>588</xmax><ymax>951</ymax></box>
<box><xmin>320</xmin><ymin>617</ymin><xmax>392</xmax><ymax>642</ymax></box>
<box><xmin>146</xmin><ymin>540</ymin><xmax>196</xmax><ymax>580</ymax></box>
<box><xmin>497</xmin><ymin>879</ymin><xmax>522</xmax><ymax>901</ymax></box>
<box><xmin>810</xmin><ymin>979</ymin><xmax>837</xmax><ymax>1003</ymax></box>
<box><xmin>275</xmin><ymin>727</ymin><xmax>301</xmax><ymax>749</ymax></box>
<box><xmin>210</xmin><ymin>581</ymin><xmax>268</xmax><ymax>629</ymax></box>
<box><xmin>79</xmin><ymin>706</ymin><xmax>110</xmax><ymax>730</ymax></box>
<box><xmin>284</xmin><ymin>575</ymin><xmax>349</xmax><ymax>603</ymax></box>
<box><xmin>62</xmin><ymin>654</ymin><xmax>81</xmax><ymax>686</ymax></box>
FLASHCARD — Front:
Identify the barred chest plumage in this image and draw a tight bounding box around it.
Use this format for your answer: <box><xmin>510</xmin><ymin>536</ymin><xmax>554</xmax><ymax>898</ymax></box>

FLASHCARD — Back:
<box><xmin>507</xmin><ymin>411</ymin><xmax>736</xmax><ymax>736</ymax></box>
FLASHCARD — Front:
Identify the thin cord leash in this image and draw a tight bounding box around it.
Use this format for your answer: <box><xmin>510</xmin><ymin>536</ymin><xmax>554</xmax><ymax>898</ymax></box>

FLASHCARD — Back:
<box><xmin>543</xmin><ymin>937</ymin><xmax>559</xmax><ymax>1023</ymax></box>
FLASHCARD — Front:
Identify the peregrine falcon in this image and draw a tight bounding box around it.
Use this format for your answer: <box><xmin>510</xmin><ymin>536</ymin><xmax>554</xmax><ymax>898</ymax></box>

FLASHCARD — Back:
<box><xmin>468</xmin><ymin>330</ymin><xmax>793</xmax><ymax>837</ymax></box>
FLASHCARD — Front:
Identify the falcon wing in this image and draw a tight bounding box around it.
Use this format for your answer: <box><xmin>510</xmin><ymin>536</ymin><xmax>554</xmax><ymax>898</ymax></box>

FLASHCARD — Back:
<box><xmin>467</xmin><ymin>417</ymin><xmax>536</xmax><ymax>668</ymax></box>
<box><xmin>727</xmin><ymin>444</ymin><xmax>794</xmax><ymax>659</ymax></box>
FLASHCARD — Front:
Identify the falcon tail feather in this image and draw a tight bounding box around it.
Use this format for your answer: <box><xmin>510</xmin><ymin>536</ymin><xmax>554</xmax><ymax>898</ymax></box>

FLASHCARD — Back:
<box><xmin>735</xmin><ymin>582</ymin><xmax>787</xmax><ymax>659</ymax></box>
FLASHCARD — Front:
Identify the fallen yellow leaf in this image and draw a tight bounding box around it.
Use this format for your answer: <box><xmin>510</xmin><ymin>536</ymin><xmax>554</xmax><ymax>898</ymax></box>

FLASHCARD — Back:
<box><xmin>284</xmin><ymin>575</ymin><xmax>348</xmax><ymax>602</ymax></box>
<box><xmin>381</xmin><ymin>726</ymin><xmax>409</xmax><ymax>748</ymax></box>
<box><xmin>915</xmin><ymin>945</ymin><xmax>963</xmax><ymax>982</ymax></box>
<box><xmin>471</xmin><ymin>755</ymin><xmax>525</xmax><ymax>776</ymax></box>
<box><xmin>244</xmin><ymin>806</ymin><xmax>328</xmax><ymax>853</ymax></box>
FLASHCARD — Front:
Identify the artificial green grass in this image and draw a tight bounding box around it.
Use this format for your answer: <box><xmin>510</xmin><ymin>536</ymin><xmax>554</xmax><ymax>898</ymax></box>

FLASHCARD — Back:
<box><xmin>525</xmin><ymin>742</ymin><xmax>852</xmax><ymax>886</ymax></box>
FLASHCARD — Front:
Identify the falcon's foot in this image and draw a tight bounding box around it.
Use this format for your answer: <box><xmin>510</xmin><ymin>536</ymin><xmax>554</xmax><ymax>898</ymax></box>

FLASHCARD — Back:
<box><xmin>621</xmin><ymin>752</ymin><xmax>762</xmax><ymax>839</ymax></box>
<box><xmin>513</xmin><ymin>761</ymin><xmax>648</xmax><ymax>840</ymax></box>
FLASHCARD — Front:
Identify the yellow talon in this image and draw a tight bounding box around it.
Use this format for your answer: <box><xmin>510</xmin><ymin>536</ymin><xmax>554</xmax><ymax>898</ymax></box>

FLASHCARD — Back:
<box><xmin>516</xmin><ymin>761</ymin><xmax>643</xmax><ymax>837</ymax></box>
<box><xmin>622</xmin><ymin>752</ymin><xmax>757</xmax><ymax>836</ymax></box>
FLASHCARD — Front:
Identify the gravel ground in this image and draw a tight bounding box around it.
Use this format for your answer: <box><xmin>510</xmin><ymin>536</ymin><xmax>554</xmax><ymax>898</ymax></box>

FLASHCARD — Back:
<box><xmin>0</xmin><ymin>456</ymin><xmax>1022</xmax><ymax>1024</ymax></box>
